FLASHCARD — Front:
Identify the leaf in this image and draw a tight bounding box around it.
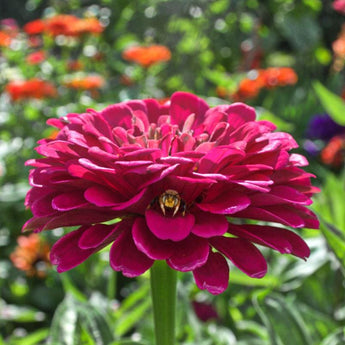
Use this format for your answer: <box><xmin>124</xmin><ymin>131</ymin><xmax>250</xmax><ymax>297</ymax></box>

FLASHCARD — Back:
<box><xmin>9</xmin><ymin>328</ymin><xmax>49</xmax><ymax>345</ymax></box>
<box><xmin>253</xmin><ymin>291</ymin><xmax>314</xmax><ymax>345</ymax></box>
<box><xmin>313</xmin><ymin>82</ymin><xmax>345</xmax><ymax>126</ymax></box>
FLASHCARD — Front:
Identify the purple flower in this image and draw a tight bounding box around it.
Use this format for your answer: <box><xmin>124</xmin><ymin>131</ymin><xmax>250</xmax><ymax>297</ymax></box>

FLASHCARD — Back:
<box><xmin>306</xmin><ymin>114</ymin><xmax>345</xmax><ymax>141</ymax></box>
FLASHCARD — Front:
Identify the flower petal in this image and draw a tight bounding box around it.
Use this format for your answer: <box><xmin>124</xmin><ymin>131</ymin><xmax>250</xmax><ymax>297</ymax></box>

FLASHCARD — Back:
<box><xmin>167</xmin><ymin>235</ymin><xmax>209</xmax><ymax>271</ymax></box>
<box><xmin>193</xmin><ymin>251</ymin><xmax>229</xmax><ymax>295</ymax></box>
<box><xmin>109</xmin><ymin>228</ymin><xmax>153</xmax><ymax>277</ymax></box>
<box><xmin>132</xmin><ymin>217</ymin><xmax>174</xmax><ymax>259</ymax></box>
<box><xmin>228</xmin><ymin>223</ymin><xmax>310</xmax><ymax>259</ymax></box>
<box><xmin>211</xmin><ymin>237</ymin><xmax>267</xmax><ymax>278</ymax></box>
<box><xmin>50</xmin><ymin>226</ymin><xmax>95</xmax><ymax>272</ymax></box>
<box><xmin>145</xmin><ymin>209</ymin><xmax>195</xmax><ymax>241</ymax></box>
<box><xmin>191</xmin><ymin>210</ymin><xmax>228</xmax><ymax>238</ymax></box>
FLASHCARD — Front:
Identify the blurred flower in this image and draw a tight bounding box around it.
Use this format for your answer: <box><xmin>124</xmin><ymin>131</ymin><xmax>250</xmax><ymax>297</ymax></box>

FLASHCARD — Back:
<box><xmin>120</xmin><ymin>74</ymin><xmax>134</xmax><ymax>86</ymax></box>
<box><xmin>333</xmin><ymin>0</ymin><xmax>345</xmax><ymax>14</ymax></box>
<box><xmin>263</xmin><ymin>67</ymin><xmax>298</xmax><ymax>88</ymax></box>
<box><xmin>10</xmin><ymin>233</ymin><xmax>51</xmax><ymax>278</ymax></box>
<box><xmin>71</xmin><ymin>17</ymin><xmax>103</xmax><ymax>35</ymax></box>
<box><xmin>23</xmin><ymin>19</ymin><xmax>46</xmax><ymax>35</ymax></box>
<box><xmin>1</xmin><ymin>18</ymin><xmax>19</xmax><ymax>34</ymax></box>
<box><xmin>332</xmin><ymin>24</ymin><xmax>345</xmax><ymax>71</ymax></box>
<box><xmin>5</xmin><ymin>79</ymin><xmax>57</xmax><ymax>101</ymax></box>
<box><xmin>122</xmin><ymin>45</ymin><xmax>171</xmax><ymax>67</ymax></box>
<box><xmin>45</xmin><ymin>15</ymin><xmax>79</xmax><ymax>36</ymax></box>
<box><xmin>192</xmin><ymin>300</ymin><xmax>219</xmax><ymax>322</ymax></box>
<box><xmin>64</xmin><ymin>75</ymin><xmax>105</xmax><ymax>90</ymax></box>
<box><xmin>67</xmin><ymin>60</ymin><xmax>84</xmax><ymax>71</ymax></box>
<box><xmin>0</xmin><ymin>31</ymin><xmax>11</xmax><ymax>47</ymax></box>
<box><xmin>23</xmin><ymin>92</ymin><xmax>319</xmax><ymax>295</ymax></box>
<box><xmin>26</xmin><ymin>51</ymin><xmax>46</xmax><ymax>65</ymax></box>
<box><xmin>232</xmin><ymin>68</ymin><xmax>298</xmax><ymax>101</ymax></box>
<box><xmin>306</xmin><ymin>114</ymin><xmax>345</xmax><ymax>141</ymax></box>
<box><xmin>321</xmin><ymin>135</ymin><xmax>345</xmax><ymax>168</ymax></box>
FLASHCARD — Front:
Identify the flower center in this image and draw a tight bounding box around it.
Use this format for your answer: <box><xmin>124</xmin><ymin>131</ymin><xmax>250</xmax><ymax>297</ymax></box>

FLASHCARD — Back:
<box><xmin>157</xmin><ymin>189</ymin><xmax>186</xmax><ymax>217</ymax></box>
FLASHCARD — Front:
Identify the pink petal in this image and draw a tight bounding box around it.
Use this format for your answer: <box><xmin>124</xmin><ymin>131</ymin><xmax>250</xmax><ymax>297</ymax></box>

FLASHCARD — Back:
<box><xmin>78</xmin><ymin>222</ymin><xmax>124</xmax><ymax>249</ymax></box>
<box><xmin>50</xmin><ymin>226</ymin><xmax>95</xmax><ymax>272</ymax></box>
<box><xmin>197</xmin><ymin>189</ymin><xmax>251</xmax><ymax>215</ymax></box>
<box><xmin>109</xmin><ymin>229</ymin><xmax>153</xmax><ymax>277</ymax></box>
<box><xmin>132</xmin><ymin>217</ymin><xmax>174</xmax><ymax>259</ymax></box>
<box><xmin>191</xmin><ymin>211</ymin><xmax>228</xmax><ymax>238</ymax></box>
<box><xmin>167</xmin><ymin>235</ymin><xmax>209</xmax><ymax>271</ymax></box>
<box><xmin>170</xmin><ymin>92</ymin><xmax>209</xmax><ymax>129</ymax></box>
<box><xmin>228</xmin><ymin>223</ymin><xmax>310</xmax><ymax>259</ymax></box>
<box><xmin>84</xmin><ymin>185</ymin><xmax>124</xmax><ymax>206</ymax></box>
<box><xmin>211</xmin><ymin>237</ymin><xmax>267</xmax><ymax>278</ymax></box>
<box><xmin>145</xmin><ymin>209</ymin><xmax>195</xmax><ymax>241</ymax></box>
<box><xmin>193</xmin><ymin>251</ymin><xmax>229</xmax><ymax>295</ymax></box>
<box><xmin>223</xmin><ymin>102</ymin><xmax>256</xmax><ymax>127</ymax></box>
<box><xmin>52</xmin><ymin>191</ymin><xmax>88</xmax><ymax>211</ymax></box>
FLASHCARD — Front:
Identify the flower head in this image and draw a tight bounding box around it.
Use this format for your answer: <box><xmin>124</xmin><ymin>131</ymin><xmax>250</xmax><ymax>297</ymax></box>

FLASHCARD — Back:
<box><xmin>23</xmin><ymin>92</ymin><xmax>319</xmax><ymax>294</ymax></box>
<box><xmin>122</xmin><ymin>45</ymin><xmax>171</xmax><ymax>67</ymax></box>
<box><xmin>10</xmin><ymin>233</ymin><xmax>51</xmax><ymax>278</ymax></box>
<box><xmin>23</xmin><ymin>19</ymin><xmax>46</xmax><ymax>35</ymax></box>
<box><xmin>26</xmin><ymin>51</ymin><xmax>46</xmax><ymax>65</ymax></box>
<box><xmin>321</xmin><ymin>135</ymin><xmax>345</xmax><ymax>168</ymax></box>
<box><xmin>306</xmin><ymin>114</ymin><xmax>345</xmax><ymax>141</ymax></box>
<box><xmin>5</xmin><ymin>79</ymin><xmax>57</xmax><ymax>101</ymax></box>
<box><xmin>333</xmin><ymin>0</ymin><xmax>345</xmax><ymax>14</ymax></box>
<box><xmin>64</xmin><ymin>75</ymin><xmax>105</xmax><ymax>90</ymax></box>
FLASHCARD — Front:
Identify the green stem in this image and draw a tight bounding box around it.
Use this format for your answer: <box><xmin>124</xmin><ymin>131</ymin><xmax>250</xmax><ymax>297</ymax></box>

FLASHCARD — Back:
<box><xmin>150</xmin><ymin>260</ymin><xmax>177</xmax><ymax>345</ymax></box>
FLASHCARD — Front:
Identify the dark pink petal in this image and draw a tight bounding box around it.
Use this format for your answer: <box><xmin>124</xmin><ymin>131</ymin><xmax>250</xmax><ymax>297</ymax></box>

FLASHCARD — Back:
<box><xmin>223</xmin><ymin>103</ymin><xmax>256</xmax><ymax>127</ymax></box>
<box><xmin>193</xmin><ymin>251</ymin><xmax>229</xmax><ymax>295</ymax></box>
<box><xmin>145</xmin><ymin>209</ymin><xmax>195</xmax><ymax>241</ymax></box>
<box><xmin>234</xmin><ymin>205</ymin><xmax>305</xmax><ymax>228</ymax></box>
<box><xmin>50</xmin><ymin>226</ymin><xmax>95</xmax><ymax>272</ymax></box>
<box><xmin>132</xmin><ymin>217</ymin><xmax>174</xmax><ymax>259</ymax></box>
<box><xmin>78</xmin><ymin>222</ymin><xmax>124</xmax><ymax>249</ymax></box>
<box><xmin>197</xmin><ymin>190</ymin><xmax>251</xmax><ymax>215</ymax></box>
<box><xmin>109</xmin><ymin>228</ymin><xmax>153</xmax><ymax>277</ymax></box>
<box><xmin>101</xmin><ymin>103</ymin><xmax>133</xmax><ymax>129</ymax></box>
<box><xmin>31</xmin><ymin>194</ymin><xmax>57</xmax><ymax>217</ymax></box>
<box><xmin>211</xmin><ymin>237</ymin><xmax>267</xmax><ymax>278</ymax></box>
<box><xmin>191</xmin><ymin>211</ymin><xmax>228</xmax><ymax>238</ymax></box>
<box><xmin>52</xmin><ymin>191</ymin><xmax>88</xmax><ymax>211</ymax></box>
<box><xmin>228</xmin><ymin>223</ymin><xmax>310</xmax><ymax>259</ymax></box>
<box><xmin>84</xmin><ymin>185</ymin><xmax>124</xmax><ymax>206</ymax></box>
<box><xmin>170</xmin><ymin>92</ymin><xmax>209</xmax><ymax>128</ymax></box>
<box><xmin>167</xmin><ymin>235</ymin><xmax>209</xmax><ymax>271</ymax></box>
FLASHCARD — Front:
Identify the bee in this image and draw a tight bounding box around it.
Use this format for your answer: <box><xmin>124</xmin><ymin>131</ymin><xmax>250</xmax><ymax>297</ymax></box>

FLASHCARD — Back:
<box><xmin>159</xmin><ymin>189</ymin><xmax>184</xmax><ymax>217</ymax></box>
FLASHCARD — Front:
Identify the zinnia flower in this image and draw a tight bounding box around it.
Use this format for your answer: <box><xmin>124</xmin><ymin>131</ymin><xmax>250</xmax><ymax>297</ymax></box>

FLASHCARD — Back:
<box><xmin>320</xmin><ymin>135</ymin><xmax>345</xmax><ymax>168</ymax></box>
<box><xmin>5</xmin><ymin>79</ymin><xmax>57</xmax><ymax>101</ymax></box>
<box><xmin>64</xmin><ymin>75</ymin><xmax>105</xmax><ymax>90</ymax></box>
<box><xmin>23</xmin><ymin>92</ymin><xmax>319</xmax><ymax>294</ymax></box>
<box><xmin>26</xmin><ymin>51</ymin><xmax>46</xmax><ymax>65</ymax></box>
<box><xmin>333</xmin><ymin>0</ymin><xmax>345</xmax><ymax>14</ymax></box>
<box><xmin>10</xmin><ymin>233</ymin><xmax>51</xmax><ymax>278</ymax></box>
<box><xmin>306</xmin><ymin>114</ymin><xmax>345</xmax><ymax>141</ymax></box>
<box><xmin>0</xmin><ymin>30</ymin><xmax>11</xmax><ymax>47</ymax></box>
<box><xmin>23</xmin><ymin>19</ymin><xmax>46</xmax><ymax>35</ymax></box>
<box><xmin>122</xmin><ymin>45</ymin><xmax>171</xmax><ymax>67</ymax></box>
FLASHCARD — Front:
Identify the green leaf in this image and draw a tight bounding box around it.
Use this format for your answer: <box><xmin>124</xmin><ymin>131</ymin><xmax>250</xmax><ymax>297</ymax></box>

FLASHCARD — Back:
<box><xmin>313</xmin><ymin>82</ymin><xmax>345</xmax><ymax>126</ymax></box>
<box><xmin>9</xmin><ymin>328</ymin><xmax>49</xmax><ymax>345</ymax></box>
<box><xmin>253</xmin><ymin>292</ymin><xmax>314</xmax><ymax>345</ymax></box>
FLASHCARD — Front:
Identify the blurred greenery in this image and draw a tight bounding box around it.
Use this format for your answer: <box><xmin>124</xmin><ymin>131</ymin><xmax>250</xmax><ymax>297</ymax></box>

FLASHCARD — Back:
<box><xmin>1</xmin><ymin>0</ymin><xmax>345</xmax><ymax>344</ymax></box>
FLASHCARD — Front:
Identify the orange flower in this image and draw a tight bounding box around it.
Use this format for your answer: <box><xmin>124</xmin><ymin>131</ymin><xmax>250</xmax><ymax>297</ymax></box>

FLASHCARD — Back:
<box><xmin>232</xmin><ymin>71</ymin><xmax>265</xmax><ymax>101</ymax></box>
<box><xmin>71</xmin><ymin>17</ymin><xmax>104</xmax><ymax>35</ymax></box>
<box><xmin>26</xmin><ymin>50</ymin><xmax>46</xmax><ymax>65</ymax></box>
<box><xmin>122</xmin><ymin>45</ymin><xmax>171</xmax><ymax>67</ymax></box>
<box><xmin>67</xmin><ymin>60</ymin><xmax>84</xmax><ymax>71</ymax></box>
<box><xmin>45</xmin><ymin>15</ymin><xmax>79</xmax><ymax>36</ymax></box>
<box><xmin>262</xmin><ymin>67</ymin><xmax>298</xmax><ymax>88</ymax></box>
<box><xmin>321</xmin><ymin>136</ymin><xmax>345</xmax><ymax>168</ymax></box>
<box><xmin>10</xmin><ymin>233</ymin><xmax>51</xmax><ymax>278</ymax></box>
<box><xmin>0</xmin><ymin>30</ymin><xmax>11</xmax><ymax>47</ymax></box>
<box><xmin>23</xmin><ymin>19</ymin><xmax>46</xmax><ymax>35</ymax></box>
<box><xmin>64</xmin><ymin>75</ymin><xmax>105</xmax><ymax>90</ymax></box>
<box><xmin>5</xmin><ymin>79</ymin><xmax>57</xmax><ymax>101</ymax></box>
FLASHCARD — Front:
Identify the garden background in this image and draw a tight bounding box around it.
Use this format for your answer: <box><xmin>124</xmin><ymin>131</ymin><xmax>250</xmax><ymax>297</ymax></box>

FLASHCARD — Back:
<box><xmin>1</xmin><ymin>0</ymin><xmax>345</xmax><ymax>344</ymax></box>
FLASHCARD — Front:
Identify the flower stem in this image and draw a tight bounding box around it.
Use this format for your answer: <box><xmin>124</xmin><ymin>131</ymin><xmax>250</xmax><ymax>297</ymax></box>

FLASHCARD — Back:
<box><xmin>150</xmin><ymin>260</ymin><xmax>177</xmax><ymax>345</ymax></box>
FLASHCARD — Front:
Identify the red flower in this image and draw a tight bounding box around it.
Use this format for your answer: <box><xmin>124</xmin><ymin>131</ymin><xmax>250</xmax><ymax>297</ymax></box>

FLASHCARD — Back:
<box><xmin>10</xmin><ymin>233</ymin><xmax>51</xmax><ymax>278</ymax></box>
<box><xmin>23</xmin><ymin>19</ymin><xmax>46</xmax><ymax>35</ymax></box>
<box><xmin>5</xmin><ymin>79</ymin><xmax>57</xmax><ymax>101</ymax></box>
<box><xmin>26</xmin><ymin>51</ymin><xmax>46</xmax><ymax>65</ymax></box>
<box><xmin>263</xmin><ymin>67</ymin><xmax>298</xmax><ymax>88</ymax></box>
<box><xmin>122</xmin><ymin>45</ymin><xmax>171</xmax><ymax>67</ymax></box>
<box><xmin>23</xmin><ymin>92</ymin><xmax>319</xmax><ymax>294</ymax></box>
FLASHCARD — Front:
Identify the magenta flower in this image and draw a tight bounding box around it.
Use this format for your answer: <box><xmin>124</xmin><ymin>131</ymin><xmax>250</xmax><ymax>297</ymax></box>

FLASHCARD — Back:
<box><xmin>23</xmin><ymin>92</ymin><xmax>319</xmax><ymax>294</ymax></box>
